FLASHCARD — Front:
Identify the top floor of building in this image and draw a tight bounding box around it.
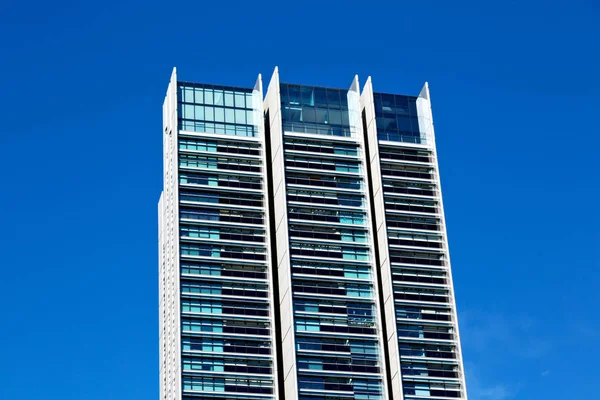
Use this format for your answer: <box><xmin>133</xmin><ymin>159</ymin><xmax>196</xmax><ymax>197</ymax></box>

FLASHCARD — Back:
<box><xmin>163</xmin><ymin>67</ymin><xmax>436</xmax><ymax>148</ymax></box>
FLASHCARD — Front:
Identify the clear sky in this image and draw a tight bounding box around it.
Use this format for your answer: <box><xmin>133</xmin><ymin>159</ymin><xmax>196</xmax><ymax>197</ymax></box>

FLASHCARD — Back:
<box><xmin>0</xmin><ymin>0</ymin><xmax>598</xmax><ymax>399</ymax></box>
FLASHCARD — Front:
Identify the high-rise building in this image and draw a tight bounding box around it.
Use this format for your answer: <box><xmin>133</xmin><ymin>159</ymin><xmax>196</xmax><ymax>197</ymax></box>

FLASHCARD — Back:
<box><xmin>159</xmin><ymin>69</ymin><xmax>279</xmax><ymax>400</ymax></box>
<box><xmin>159</xmin><ymin>67</ymin><xmax>467</xmax><ymax>400</ymax></box>
<box><xmin>360</xmin><ymin>79</ymin><xmax>467</xmax><ymax>400</ymax></box>
<box><xmin>263</xmin><ymin>70</ymin><xmax>389</xmax><ymax>400</ymax></box>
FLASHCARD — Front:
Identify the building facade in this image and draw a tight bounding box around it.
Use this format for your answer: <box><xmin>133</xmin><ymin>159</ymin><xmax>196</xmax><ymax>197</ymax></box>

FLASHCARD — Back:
<box><xmin>159</xmin><ymin>67</ymin><xmax>467</xmax><ymax>400</ymax></box>
<box><xmin>159</xmin><ymin>69</ymin><xmax>279</xmax><ymax>400</ymax></box>
<box><xmin>361</xmin><ymin>80</ymin><xmax>467</xmax><ymax>400</ymax></box>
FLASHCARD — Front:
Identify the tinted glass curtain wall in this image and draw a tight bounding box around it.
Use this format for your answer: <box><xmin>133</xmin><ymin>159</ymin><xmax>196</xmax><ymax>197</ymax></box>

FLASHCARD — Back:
<box><xmin>159</xmin><ymin>67</ymin><xmax>468</xmax><ymax>400</ymax></box>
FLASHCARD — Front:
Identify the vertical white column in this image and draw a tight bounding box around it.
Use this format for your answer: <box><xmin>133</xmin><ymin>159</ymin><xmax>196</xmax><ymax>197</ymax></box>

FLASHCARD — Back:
<box><xmin>417</xmin><ymin>83</ymin><xmax>469</xmax><ymax>399</ymax></box>
<box><xmin>264</xmin><ymin>67</ymin><xmax>298</xmax><ymax>400</ymax></box>
<box><xmin>255</xmin><ymin>73</ymin><xmax>281</xmax><ymax>400</ymax></box>
<box><xmin>158</xmin><ymin>193</ymin><xmax>165</xmax><ymax>400</ymax></box>
<box><xmin>159</xmin><ymin>67</ymin><xmax>182</xmax><ymax>400</ymax></box>
<box><xmin>360</xmin><ymin>77</ymin><xmax>405</xmax><ymax>400</ymax></box>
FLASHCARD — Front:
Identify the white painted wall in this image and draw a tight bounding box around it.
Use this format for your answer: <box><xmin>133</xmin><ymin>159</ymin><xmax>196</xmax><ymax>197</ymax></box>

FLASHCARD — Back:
<box><xmin>159</xmin><ymin>67</ymin><xmax>182</xmax><ymax>400</ymax></box>
<box><xmin>264</xmin><ymin>67</ymin><xmax>298</xmax><ymax>400</ymax></box>
<box><xmin>255</xmin><ymin>73</ymin><xmax>281</xmax><ymax>400</ymax></box>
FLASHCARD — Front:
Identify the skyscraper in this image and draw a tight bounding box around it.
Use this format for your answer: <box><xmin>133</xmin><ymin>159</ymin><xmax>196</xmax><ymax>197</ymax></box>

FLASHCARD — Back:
<box><xmin>360</xmin><ymin>79</ymin><xmax>467</xmax><ymax>400</ymax></box>
<box><xmin>159</xmin><ymin>67</ymin><xmax>467</xmax><ymax>400</ymax></box>
<box><xmin>264</xmin><ymin>70</ymin><xmax>389</xmax><ymax>400</ymax></box>
<box><xmin>159</xmin><ymin>69</ymin><xmax>279</xmax><ymax>400</ymax></box>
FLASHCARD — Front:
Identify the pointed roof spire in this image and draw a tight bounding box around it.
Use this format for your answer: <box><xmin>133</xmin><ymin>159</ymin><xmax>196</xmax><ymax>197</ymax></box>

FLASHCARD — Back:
<box><xmin>419</xmin><ymin>82</ymin><xmax>430</xmax><ymax>100</ymax></box>
<box><xmin>254</xmin><ymin>73</ymin><xmax>262</xmax><ymax>93</ymax></box>
<box><xmin>349</xmin><ymin>74</ymin><xmax>360</xmax><ymax>93</ymax></box>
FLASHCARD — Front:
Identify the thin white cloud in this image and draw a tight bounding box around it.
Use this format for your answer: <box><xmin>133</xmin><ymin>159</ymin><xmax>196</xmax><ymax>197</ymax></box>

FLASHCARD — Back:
<box><xmin>459</xmin><ymin>310</ymin><xmax>553</xmax><ymax>360</ymax></box>
<box><xmin>478</xmin><ymin>384</ymin><xmax>513</xmax><ymax>400</ymax></box>
<box><xmin>572</xmin><ymin>322</ymin><xmax>599</xmax><ymax>340</ymax></box>
<box><xmin>465</xmin><ymin>363</ymin><xmax>519</xmax><ymax>400</ymax></box>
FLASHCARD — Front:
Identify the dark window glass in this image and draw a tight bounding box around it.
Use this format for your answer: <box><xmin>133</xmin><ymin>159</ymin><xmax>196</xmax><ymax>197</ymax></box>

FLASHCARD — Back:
<box><xmin>314</xmin><ymin>87</ymin><xmax>327</xmax><ymax>107</ymax></box>
<box><xmin>280</xmin><ymin>83</ymin><xmax>352</xmax><ymax>137</ymax></box>
<box><xmin>327</xmin><ymin>89</ymin><xmax>341</xmax><ymax>108</ymax></box>
<box><xmin>289</xmin><ymin>85</ymin><xmax>301</xmax><ymax>104</ymax></box>
<box><xmin>373</xmin><ymin>92</ymin><xmax>423</xmax><ymax>144</ymax></box>
<box><xmin>301</xmin><ymin>86</ymin><xmax>314</xmax><ymax>106</ymax></box>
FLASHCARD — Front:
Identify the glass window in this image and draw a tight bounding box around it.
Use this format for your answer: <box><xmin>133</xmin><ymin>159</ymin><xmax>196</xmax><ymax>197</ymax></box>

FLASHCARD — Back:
<box><xmin>373</xmin><ymin>93</ymin><xmax>382</xmax><ymax>114</ymax></box>
<box><xmin>381</xmin><ymin>117</ymin><xmax>396</xmax><ymax>131</ymax></box>
<box><xmin>235</xmin><ymin>109</ymin><xmax>246</xmax><ymax>125</ymax></box>
<box><xmin>287</xmin><ymin>106</ymin><xmax>302</xmax><ymax>122</ymax></box>
<box><xmin>224</xmin><ymin>91</ymin><xmax>235</xmax><ymax>107</ymax></box>
<box><xmin>296</xmin><ymin>302</ymin><xmax>318</xmax><ymax>312</ymax></box>
<box><xmin>341</xmin><ymin>110</ymin><xmax>349</xmax><ymax>125</ymax></box>
<box><xmin>315</xmin><ymin>108</ymin><xmax>328</xmax><ymax>124</ymax></box>
<box><xmin>213</xmin><ymin>89</ymin><xmax>224</xmax><ymax>106</ymax></box>
<box><xmin>313</xmin><ymin>87</ymin><xmax>327</xmax><ymax>107</ymax></box>
<box><xmin>235</xmin><ymin>92</ymin><xmax>245</xmax><ymax>108</ymax></box>
<box><xmin>328</xmin><ymin>109</ymin><xmax>342</xmax><ymax>125</ymax></box>
<box><xmin>288</xmin><ymin>85</ymin><xmax>301</xmax><ymax>104</ymax></box>
<box><xmin>185</xmin><ymin>88</ymin><xmax>195</xmax><ymax>103</ymax></box>
<box><xmin>394</xmin><ymin>95</ymin><xmax>410</xmax><ymax>116</ymax></box>
<box><xmin>373</xmin><ymin>92</ymin><xmax>424</xmax><ymax>144</ymax></box>
<box><xmin>204</xmin><ymin>89</ymin><xmax>214</xmax><ymax>105</ymax></box>
<box><xmin>194</xmin><ymin>87</ymin><xmax>203</xmax><ymax>103</ymax></box>
<box><xmin>302</xmin><ymin>107</ymin><xmax>316</xmax><ymax>123</ymax></box>
<box><xmin>205</xmin><ymin>106</ymin><xmax>214</xmax><ymax>121</ymax></box>
<box><xmin>301</xmin><ymin>86</ymin><xmax>314</xmax><ymax>106</ymax></box>
<box><xmin>279</xmin><ymin>84</ymin><xmax>288</xmax><ymax>104</ymax></box>
<box><xmin>183</xmin><ymin>104</ymin><xmax>194</xmax><ymax>119</ymax></box>
<box><xmin>214</xmin><ymin>107</ymin><xmax>225</xmax><ymax>123</ymax></box>
<box><xmin>297</xmin><ymin>319</ymin><xmax>320</xmax><ymax>332</ymax></box>
<box><xmin>398</xmin><ymin>116</ymin><xmax>411</xmax><ymax>131</ymax></box>
<box><xmin>225</xmin><ymin>108</ymin><xmax>235</xmax><ymax>124</ymax></box>
<box><xmin>327</xmin><ymin>89</ymin><xmax>340</xmax><ymax>108</ymax></box>
<box><xmin>340</xmin><ymin>94</ymin><xmax>348</xmax><ymax>109</ymax></box>
<box><xmin>408</xmin><ymin>98</ymin><xmax>418</xmax><ymax>117</ymax></box>
<box><xmin>411</xmin><ymin>117</ymin><xmax>420</xmax><ymax>131</ymax></box>
<box><xmin>194</xmin><ymin>105</ymin><xmax>204</xmax><ymax>120</ymax></box>
<box><xmin>381</xmin><ymin>93</ymin><xmax>395</xmax><ymax>112</ymax></box>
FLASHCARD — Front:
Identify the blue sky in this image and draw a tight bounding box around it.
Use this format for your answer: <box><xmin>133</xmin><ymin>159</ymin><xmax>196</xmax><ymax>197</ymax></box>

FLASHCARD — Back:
<box><xmin>0</xmin><ymin>0</ymin><xmax>598</xmax><ymax>399</ymax></box>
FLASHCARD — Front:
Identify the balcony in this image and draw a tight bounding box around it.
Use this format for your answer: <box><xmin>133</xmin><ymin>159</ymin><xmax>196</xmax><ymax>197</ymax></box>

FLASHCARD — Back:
<box><xmin>383</xmin><ymin>185</ymin><xmax>436</xmax><ymax>197</ymax></box>
<box><xmin>388</xmin><ymin>238</ymin><xmax>442</xmax><ymax>249</ymax></box>
<box><xmin>394</xmin><ymin>292</ymin><xmax>449</xmax><ymax>304</ymax></box>
<box><xmin>393</xmin><ymin>274</ymin><xmax>447</xmax><ymax>285</ymax></box>
<box><xmin>381</xmin><ymin>168</ymin><xmax>433</xmax><ymax>180</ymax></box>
